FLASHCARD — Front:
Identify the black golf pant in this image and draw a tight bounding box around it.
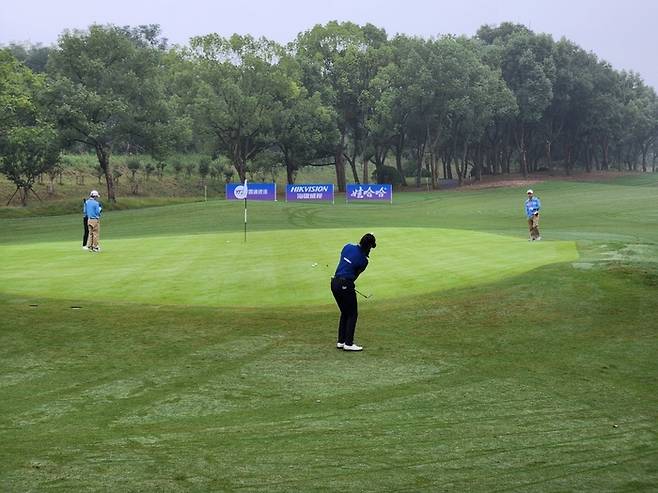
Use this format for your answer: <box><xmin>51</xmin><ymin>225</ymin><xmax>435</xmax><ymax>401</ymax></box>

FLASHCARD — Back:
<box><xmin>83</xmin><ymin>217</ymin><xmax>89</xmax><ymax>246</ymax></box>
<box><xmin>331</xmin><ymin>277</ymin><xmax>358</xmax><ymax>346</ymax></box>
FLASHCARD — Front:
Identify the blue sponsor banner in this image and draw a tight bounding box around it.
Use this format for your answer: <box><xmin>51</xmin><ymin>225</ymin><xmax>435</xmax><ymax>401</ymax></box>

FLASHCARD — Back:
<box><xmin>346</xmin><ymin>184</ymin><xmax>393</xmax><ymax>203</ymax></box>
<box><xmin>286</xmin><ymin>184</ymin><xmax>334</xmax><ymax>202</ymax></box>
<box><xmin>226</xmin><ymin>182</ymin><xmax>277</xmax><ymax>201</ymax></box>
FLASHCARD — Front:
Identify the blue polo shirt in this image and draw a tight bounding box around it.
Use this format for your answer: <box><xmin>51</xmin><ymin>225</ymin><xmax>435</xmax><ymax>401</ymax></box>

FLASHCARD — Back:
<box><xmin>334</xmin><ymin>243</ymin><xmax>369</xmax><ymax>280</ymax></box>
<box><xmin>525</xmin><ymin>196</ymin><xmax>541</xmax><ymax>218</ymax></box>
<box><xmin>84</xmin><ymin>198</ymin><xmax>102</xmax><ymax>219</ymax></box>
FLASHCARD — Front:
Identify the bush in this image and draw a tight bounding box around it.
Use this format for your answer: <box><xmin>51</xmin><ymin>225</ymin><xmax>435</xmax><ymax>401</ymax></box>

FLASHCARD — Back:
<box><xmin>371</xmin><ymin>165</ymin><xmax>402</xmax><ymax>186</ymax></box>
<box><xmin>126</xmin><ymin>158</ymin><xmax>141</xmax><ymax>180</ymax></box>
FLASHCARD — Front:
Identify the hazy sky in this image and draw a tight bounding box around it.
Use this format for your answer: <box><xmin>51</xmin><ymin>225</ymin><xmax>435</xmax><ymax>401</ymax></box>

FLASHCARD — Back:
<box><xmin>1</xmin><ymin>0</ymin><xmax>656</xmax><ymax>89</ymax></box>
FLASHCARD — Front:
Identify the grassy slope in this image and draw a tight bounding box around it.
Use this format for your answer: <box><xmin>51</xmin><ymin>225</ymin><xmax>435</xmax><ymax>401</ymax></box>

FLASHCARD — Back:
<box><xmin>1</xmin><ymin>176</ymin><xmax>657</xmax><ymax>491</ymax></box>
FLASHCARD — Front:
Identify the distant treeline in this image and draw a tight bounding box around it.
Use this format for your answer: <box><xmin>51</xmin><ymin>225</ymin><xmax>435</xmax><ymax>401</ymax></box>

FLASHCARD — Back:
<box><xmin>2</xmin><ymin>21</ymin><xmax>657</xmax><ymax>204</ymax></box>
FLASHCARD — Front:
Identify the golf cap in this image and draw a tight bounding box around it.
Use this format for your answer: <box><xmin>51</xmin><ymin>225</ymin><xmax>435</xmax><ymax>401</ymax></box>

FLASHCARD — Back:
<box><xmin>90</xmin><ymin>190</ymin><xmax>100</xmax><ymax>197</ymax></box>
<box><xmin>526</xmin><ymin>189</ymin><xmax>533</xmax><ymax>194</ymax></box>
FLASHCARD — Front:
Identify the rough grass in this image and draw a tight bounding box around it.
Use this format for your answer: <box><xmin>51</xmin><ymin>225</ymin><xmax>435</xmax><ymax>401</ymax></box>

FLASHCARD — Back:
<box><xmin>1</xmin><ymin>177</ymin><xmax>657</xmax><ymax>491</ymax></box>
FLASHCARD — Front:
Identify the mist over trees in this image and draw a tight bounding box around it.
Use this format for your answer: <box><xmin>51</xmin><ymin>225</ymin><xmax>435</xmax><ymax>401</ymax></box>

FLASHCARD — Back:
<box><xmin>2</xmin><ymin>21</ymin><xmax>657</xmax><ymax>201</ymax></box>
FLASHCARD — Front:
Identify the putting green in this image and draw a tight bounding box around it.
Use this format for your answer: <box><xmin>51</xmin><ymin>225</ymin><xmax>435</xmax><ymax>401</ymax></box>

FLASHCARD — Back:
<box><xmin>0</xmin><ymin>227</ymin><xmax>577</xmax><ymax>307</ymax></box>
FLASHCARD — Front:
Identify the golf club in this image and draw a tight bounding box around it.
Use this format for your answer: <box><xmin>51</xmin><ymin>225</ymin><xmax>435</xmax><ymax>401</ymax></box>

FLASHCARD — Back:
<box><xmin>355</xmin><ymin>288</ymin><xmax>372</xmax><ymax>299</ymax></box>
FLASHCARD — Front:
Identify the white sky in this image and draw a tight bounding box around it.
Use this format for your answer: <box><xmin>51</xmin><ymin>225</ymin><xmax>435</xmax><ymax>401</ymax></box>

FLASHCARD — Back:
<box><xmin>1</xmin><ymin>0</ymin><xmax>656</xmax><ymax>89</ymax></box>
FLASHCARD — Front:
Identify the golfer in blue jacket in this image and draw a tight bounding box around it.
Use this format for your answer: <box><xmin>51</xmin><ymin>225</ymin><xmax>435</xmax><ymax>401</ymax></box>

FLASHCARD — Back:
<box><xmin>331</xmin><ymin>233</ymin><xmax>376</xmax><ymax>351</ymax></box>
<box><xmin>525</xmin><ymin>189</ymin><xmax>541</xmax><ymax>241</ymax></box>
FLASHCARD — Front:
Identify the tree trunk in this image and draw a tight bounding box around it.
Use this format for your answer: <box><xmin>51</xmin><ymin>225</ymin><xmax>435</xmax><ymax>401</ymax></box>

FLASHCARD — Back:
<box><xmin>545</xmin><ymin>140</ymin><xmax>552</xmax><ymax>170</ymax></box>
<box><xmin>415</xmin><ymin>126</ymin><xmax>430</xmax><ymax>188</ymax></box>
<box><xmin>455</xmin><ymin>142</ymin><xmax>469</xmax><ymax>186</ymax></box>
<box><xmin>415</xmin><ymin>148</ymin><xmax>423</xmax><ymax>188</ymax></box>
<box><xmin>335</xmin><ymin>132</ymin><xmax>347</xmax><ymax>192</ymax></box>
<box><xmin>585</xmin><ymin>142</ymin><xmax>593</xmax><ymax>172</ymax></box>
<box><xmin>516</xmin><ymin>126</ymin><xmax>528</xmax><ymax>178</ymax></box>
<box><xmin>394</xmin><ymin>142</ymin><xmax>406</xmax><ymax>187</ymax></box>
<box><xmin>430</xmin><ymin>152</ymin><xmax>438</xmax><ymax>189</ymax></box>
<box><xmin>235</xmin><ymin>159</ymin><xmax>246</xmax><ymax>183</ymax></box>
<box><xmin>95</xmin><ymin>145</ymin><xmax>116</xmax><ymax>202</ymax></box>
<box><xmin>444</xmin><ymin>147</ymin><xmax>454</xmax><ymax>180</ymax></box>
<box><xmin>344</xmin><ymin>153</ymin><xmax>358</xmax><ymax>184</ymax></box>
<box><xmin>473</xmin><ymin>144</ymin><xmax>482</xmax><ymax>182</ymax></box>
<box><xmin>286</xmin><ymin>162</ymin><xmax>296</xmax><ymax>185</ymax></box>
<box><xmin>640</xmin><ymin>143</ymin><xmax>649</xmax><ymax>172</ymax></box>
<box><xmin>563</xmin><ymin>143</ymin><xmax>572</xmax><ymax>176</ymax></box>
<box><xmin>600</xmin><ymin>137</ymin><xmax>609</xmax><ymax>170</ymax></box>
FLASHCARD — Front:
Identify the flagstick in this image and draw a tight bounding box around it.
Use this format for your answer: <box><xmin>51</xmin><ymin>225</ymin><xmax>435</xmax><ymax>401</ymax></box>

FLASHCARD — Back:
<box><xmin>244</xmin><ymin>195</ymin><xmax>247</xmax><ymax>243</ymax></box>
<box><xmin>238</xmin><ymin>178</ymin><xmax>248</xmax><ymax>242</ymax></box>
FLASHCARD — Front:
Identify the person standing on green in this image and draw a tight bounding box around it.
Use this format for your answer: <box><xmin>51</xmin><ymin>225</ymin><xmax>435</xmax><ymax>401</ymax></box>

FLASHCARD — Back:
<box><xmin>84</xmin><ymin>190</ymin><xmax>102</xmax><ymax>252</ymax></box>
<box><xmin>525</xmin><ymin>189</ymin><xmax>541</xmax><ymax>241</ymax></box>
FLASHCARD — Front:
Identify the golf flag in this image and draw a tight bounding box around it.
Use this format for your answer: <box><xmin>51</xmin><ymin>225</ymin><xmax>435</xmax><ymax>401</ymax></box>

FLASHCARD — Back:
<box><xmin>240</xmin><ymin>180</ymin><xmax>248</xmax><ymax>242</ymax></box>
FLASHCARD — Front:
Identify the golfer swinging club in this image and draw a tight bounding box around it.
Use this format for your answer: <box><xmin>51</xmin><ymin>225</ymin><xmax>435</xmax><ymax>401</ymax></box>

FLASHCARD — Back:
<box><xmin>331</xmin><ymin>233</ymin><xmax>377</xmax><ymax>352</ymax></box>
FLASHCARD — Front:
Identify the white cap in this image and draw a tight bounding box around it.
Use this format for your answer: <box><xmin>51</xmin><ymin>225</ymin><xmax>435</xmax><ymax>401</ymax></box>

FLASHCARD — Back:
<box><xmin>526</xmin><ymin>189</ymin><xmax>533</xmax><ymax>194</ymax></box>
<box><xmin>90</xmin><ymin>190</ymin><xmax>100</xmax><ymax>197</ymax></box>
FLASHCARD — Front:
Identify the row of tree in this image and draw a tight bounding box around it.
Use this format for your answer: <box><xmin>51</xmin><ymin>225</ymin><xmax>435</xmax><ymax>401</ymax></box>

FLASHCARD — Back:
<box><xmin>2</xmin><ymin>21</ymin><xmax>657</xmax><ymax>204</ymax></box>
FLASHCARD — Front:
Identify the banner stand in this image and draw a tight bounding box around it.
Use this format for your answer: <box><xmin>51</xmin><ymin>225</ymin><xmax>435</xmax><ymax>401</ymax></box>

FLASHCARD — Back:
<box><xmin>285</xmin><ymin>184</ymin><xmax>335</xmax><ymax>203</ymax></box>
<box><xmin>346</xmin><ymin>184</ymin><xmax>393</xmax><ymax>204</ymax></box>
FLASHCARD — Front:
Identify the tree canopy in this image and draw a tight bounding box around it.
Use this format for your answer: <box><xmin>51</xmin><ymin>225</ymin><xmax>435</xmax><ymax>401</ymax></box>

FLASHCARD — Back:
<box><xmin>2</xmin><ymin>20</ymin><xmax>658</xmax><ymax>203</ymax></box>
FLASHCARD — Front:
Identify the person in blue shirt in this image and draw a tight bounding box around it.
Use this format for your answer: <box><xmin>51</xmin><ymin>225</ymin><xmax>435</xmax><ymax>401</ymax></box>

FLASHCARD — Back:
<box><xmin>331</xmin><ymin>233</ymin><xmax>377</xmax><ymax>351</ymax></box>
<box><xmin>524</xmin><ymin>189</ymin><xmax>541</xmax><ymax>241</ymax></box>
<box><xmin>84</xmin><ymin>190</ymin><xmax>102</xmax><ymax>252</ymax></box>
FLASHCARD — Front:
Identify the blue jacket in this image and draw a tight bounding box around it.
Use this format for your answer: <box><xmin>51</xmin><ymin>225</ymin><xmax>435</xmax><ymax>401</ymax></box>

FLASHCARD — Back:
<box><xmin>84</xmin><ymin>198</ymin><xmax>102</xmax><ymax>219</ymax></box>
<box><xmin>334</xmin><ymin>243</ymin><xmax>369</xmax><ymax>280</ymax></box>
<box><xmin>525</xmin><ymin>196</ymin><xmax>541</xmax><ymax>218</ymax></box>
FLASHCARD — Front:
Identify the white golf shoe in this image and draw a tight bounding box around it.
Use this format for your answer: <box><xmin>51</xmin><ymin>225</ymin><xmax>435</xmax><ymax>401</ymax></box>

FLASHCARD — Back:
<box><xmin>343</xmin><ymin>343</ymin><xmax>363</xmax><ymax>351</ymax></box>
<box><xmin>336</xmin><ymin>342</ymin><xmax>344</xmax><ymax>349</ymax></box>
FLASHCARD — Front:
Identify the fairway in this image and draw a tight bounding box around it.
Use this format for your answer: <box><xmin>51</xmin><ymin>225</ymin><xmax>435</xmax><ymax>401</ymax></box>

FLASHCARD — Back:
<box><xmin>0</xmin><ymin>227</ymin><xmax>577</xmax><ymax>306</ymax></box>
<box><xmin>1</xmin><ymin>178</ymin><xmax>657</xmax><ymax>492</ymax></box>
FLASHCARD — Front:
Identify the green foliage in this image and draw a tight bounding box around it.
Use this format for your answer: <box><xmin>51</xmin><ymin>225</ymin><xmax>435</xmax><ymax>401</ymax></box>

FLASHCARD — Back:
<box><xmin>143</xmin><ymin>162</ymin><xmax>155</xmax><ymax>180</ymax></box>
<box><xmin>45</xmin><ymin>25</ymin><xmax>179</xmax><ymax>201</ymax></box>
<box><xmin>371</xmin><ymin>164</ymin><xmax>402</xmax><ymax>185</ymax></box>
<box><xmin>5</xmin><ymin>42</ymin><xmax>51</xmax><ymax>73</ymax></box>
<box><xmin>197</xmin><ymin>158</ymin><xmax>210</xmax><ymax>183</ymax></box>
<box><xmin>126</xmin><ymin>158</ymin><xmax>141</xmax><ymax>176</ymax></box>
<box><xmin>3</xmin><ymin>19</ymin><xmax>658</xmax><ymax>199</ymax></box>
<box><xmin>0</xmin><ymin>50</ymin><xmax>62</xmax><ymax>205</ymax></box>
<box><xmin>187</xmin><ymin>34</ymin><xmax>288</xmax><ymax>183</ymax></box>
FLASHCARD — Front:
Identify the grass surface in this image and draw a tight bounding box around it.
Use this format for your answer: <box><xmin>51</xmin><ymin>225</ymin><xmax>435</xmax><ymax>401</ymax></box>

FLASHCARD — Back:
<box><xmin>1</xmin><ymin>176</ymin><xmax>657</xmax><ymax>491</ymax></box>
<box><xmin>0</xmin><ymin>227</ymin><xmax>577</xmax><ymax>306</ymax></box>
